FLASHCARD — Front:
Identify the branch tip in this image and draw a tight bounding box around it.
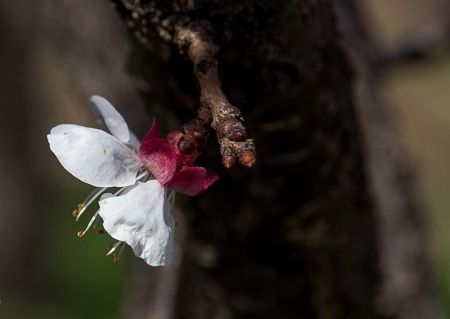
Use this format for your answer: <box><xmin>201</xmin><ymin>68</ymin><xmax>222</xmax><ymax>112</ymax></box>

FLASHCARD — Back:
<box><xmin>174</xmin><ymin>22</ymin><xmax>256</xmax><ymax>169</ymax></box>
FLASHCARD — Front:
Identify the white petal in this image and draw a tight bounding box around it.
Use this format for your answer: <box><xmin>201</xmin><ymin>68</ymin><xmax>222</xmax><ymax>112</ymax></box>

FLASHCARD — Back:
<box><xmin>98</xmin><ymin>180</ymin><xmax>175</xmax><ymax>266</ymax></box>
<box><xmin>47</xmin><ymin>124</ymin><xmax>141</xmax><ymax>187</ymax></box>
<box><xmin>127</xmin><ymin>130</ymin><xmax>141</xmax><ymax>150</ymax></box>
<box><xmin>90</xmin><ymin>95</ymin><xmax>130</xmax><ymax>144</ymax></box>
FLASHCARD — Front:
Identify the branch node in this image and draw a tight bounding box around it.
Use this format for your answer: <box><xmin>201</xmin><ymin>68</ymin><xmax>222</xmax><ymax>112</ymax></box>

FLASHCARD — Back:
<box><xmin>174</xmin><ymin>22</ymin><xmax>256</xmax><ymax>168</ymax></box>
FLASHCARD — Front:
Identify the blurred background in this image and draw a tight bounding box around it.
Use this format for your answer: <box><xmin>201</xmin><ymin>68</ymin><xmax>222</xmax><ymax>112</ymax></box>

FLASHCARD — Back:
<box><xmin>0</xmin><ymin>0</ymin><xmax>449</xmax><ymax>318</ymax></box>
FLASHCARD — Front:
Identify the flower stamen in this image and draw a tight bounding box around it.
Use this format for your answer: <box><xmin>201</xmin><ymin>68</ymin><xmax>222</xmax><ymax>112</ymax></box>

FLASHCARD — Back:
<box><xmin>77</xmin><ymin>210</ymin><xmax>100</xmax><ymax>237</ymax></box>
<box><xmin>72</xmin><ymin>203</ymin><xmax>84</xmax><ymax>218</ymax></box>
<box><xmin>106</xmin><ymin>241</ymin><xmax>123</xmax><ymax>256</ymax></box>
<box><xmin>74</xmin><ymin>187</ymin><xmax>109</xmax><ymax>221</ymax></box>
<box><xmin>136</xmin><ymin>171</ymin><xmax>150</xmax><ymax>182</ymax></box>
<box><xmin>114</xmin><ymin>187</ymin><xmax>127</xmax><ymax>196</ymax></box>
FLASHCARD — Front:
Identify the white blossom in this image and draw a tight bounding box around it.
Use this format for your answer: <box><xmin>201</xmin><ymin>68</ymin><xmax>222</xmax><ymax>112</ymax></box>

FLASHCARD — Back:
<box><xmin>47</xmin><ymin>95</ymin><xmax>175</xmax><ymax>266</ymax></box>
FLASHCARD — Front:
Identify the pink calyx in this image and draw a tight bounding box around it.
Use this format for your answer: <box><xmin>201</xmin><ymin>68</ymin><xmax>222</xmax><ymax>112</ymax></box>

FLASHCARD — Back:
<box><xmin>139</xmin><ymin>119</ymin><xmax>218</xmax><ymax>196</ymax></box>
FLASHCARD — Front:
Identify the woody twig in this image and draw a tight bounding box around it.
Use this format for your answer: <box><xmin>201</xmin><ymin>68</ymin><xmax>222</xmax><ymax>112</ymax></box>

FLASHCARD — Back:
<box><xmin>174</xmin><ymin>23</ymin><xmax>256</xmax><ymax>168</ymax></box>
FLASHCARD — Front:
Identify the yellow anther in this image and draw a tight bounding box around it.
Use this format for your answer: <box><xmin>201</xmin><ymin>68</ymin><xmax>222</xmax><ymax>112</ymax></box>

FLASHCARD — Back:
<box><xmin>113</xmin><ymin>255</ymin><xmax>120</xmax><ymax>263</ymax></box>
<box><xmin>72</xmin><ymin>204</ymin><xmax>84</xmax><ymax>218</ymax></box>
<box><xmin>77</xmin><ymin>231</ymin><xmax>85</xmax><ymax>238</ymax></box>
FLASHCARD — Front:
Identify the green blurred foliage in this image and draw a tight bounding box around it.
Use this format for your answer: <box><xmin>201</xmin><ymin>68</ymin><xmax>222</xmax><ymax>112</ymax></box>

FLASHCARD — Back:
<box><xmin>1</xmin><ymin>183</ymin><xmax>129</xmax><ymax>319</ymax></box>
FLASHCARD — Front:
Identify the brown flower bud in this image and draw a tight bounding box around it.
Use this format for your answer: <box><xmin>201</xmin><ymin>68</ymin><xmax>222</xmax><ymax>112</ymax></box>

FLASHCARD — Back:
<box><xmin>239</xmin><ymin>151</ymin><xmax>256</xmax><ymax>168</ymax></box>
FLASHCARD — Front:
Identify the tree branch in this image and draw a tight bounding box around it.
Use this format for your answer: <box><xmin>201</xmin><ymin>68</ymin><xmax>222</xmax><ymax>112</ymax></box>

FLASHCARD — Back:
<box><xmin>110</xmin><ymin>1</ymin><xmax>256</xmax><ymax>168</ymax></box>
<box><xmin>174</xmin><ymin>23</ymin><xmax>256</xmax><ymax>168</ymax></box>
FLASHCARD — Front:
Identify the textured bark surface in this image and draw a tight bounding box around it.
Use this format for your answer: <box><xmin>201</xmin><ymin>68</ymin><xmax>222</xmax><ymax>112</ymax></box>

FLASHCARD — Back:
<box><xmin>111</xmin><ymin>1</ymin><xmax>438</xmax><ymax>318</ymax></box>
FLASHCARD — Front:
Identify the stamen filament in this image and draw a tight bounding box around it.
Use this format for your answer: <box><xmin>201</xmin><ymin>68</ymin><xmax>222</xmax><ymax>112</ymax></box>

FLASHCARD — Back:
<box><xmin>74</xmin><ymin>187</ymin><xmax>108</xmax><ymax>221</ymax></box>
<box><xmin>136</xmin><ymin>171</ymin><xmax>149</xmax><ymax>181</ymax></box>
<box><xmin>79</xmin><ymin>210</ymin><xmax>100</xmax><ymax>236</ymax></box>
<box><xmin>72</xmin><ymin>204</ymin><xmax>83</xmax><ymax>218</ymax></box>
<box><xmin>106</xmin><ymin>241</ymin><xmax>123</xmax><ymax>256</ymax></box>
<box><xmin>114</xmin><ymin>187</ymin><xmax>127</xmax><ymax>196</ymax></box>
<box><xmin>113</xmin><ymin>172</ymin><xmax>150</xmax><ymax>198</ymax></box>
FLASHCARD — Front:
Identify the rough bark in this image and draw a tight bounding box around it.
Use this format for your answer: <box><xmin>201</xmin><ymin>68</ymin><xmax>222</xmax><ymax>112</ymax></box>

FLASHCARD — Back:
<box><xmin>110</xmin><ymin>1</ymin><xmax>438</xmax><ymax>318</ymax></box>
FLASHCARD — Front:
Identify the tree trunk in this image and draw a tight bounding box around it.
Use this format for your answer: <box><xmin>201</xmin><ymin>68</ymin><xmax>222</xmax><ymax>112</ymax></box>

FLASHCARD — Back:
<box><xmin>112</xmin><ymin>1</ymin><xmax>439</xmax><ymax>318</ymax></box>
